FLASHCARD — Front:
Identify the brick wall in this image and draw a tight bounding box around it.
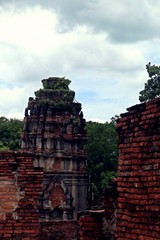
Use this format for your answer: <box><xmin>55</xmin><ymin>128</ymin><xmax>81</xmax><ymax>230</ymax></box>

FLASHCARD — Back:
<box><xmin>0</xmin><ymin>151</ymin><xmax>80</xmax><ymax>239</ymax></box>
<box><xmin>78</xmin><ymin>210</ymin><xmax>105</xmax><ymax>240</ymax></box>
<box><xmin>78</xmin><ymin>181</ymin><xmax>118</xmax><ymax>240</ymax></box>
<box><xmin>103</xmin><ymin>180</ymin><xmax>118</xmax><ymax>239</ymax></box>
<box><xmin>116</xmin><ymin>98</ymin><xmax>160</xmax><ymax>239</ymax></box>
<box><xmin>0</xmin><ymin>151</ymin><xmax>43</xmax><ymax>239</ymax></box>
<box><xmin>40</xmin><ymin>221</ymin><xmax>79</xmax><ymax>240</ymax></box>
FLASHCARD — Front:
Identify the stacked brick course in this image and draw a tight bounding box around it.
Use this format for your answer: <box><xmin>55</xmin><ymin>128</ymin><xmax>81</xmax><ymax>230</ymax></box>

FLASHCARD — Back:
<box><xmin>40</xmin><ymin>221</ymin><xmax>79</xmax><ymax>240</ymax></box>
<box><xmin>0</xmin><ymin>151</ymin><xmax>79</xmax><ymax>239</ymax></box>
<box><xmin>116</xmin><ymin>98</ymin><xmax>160</xmax><ymax>239</ymax></box>
<box><xmin>78</xmin><ymin>210</ymin><xmax>104</xmax><ymax>240</ymax></box>
<box><xmin>78</xmin><ymin>181</ymin><xmax>118</xmax><ymax>240</ymax></box>
<box><xmin>0</xmin><ymin>151</ymin><xmax>43</xmax><ymax>239</ymax></box>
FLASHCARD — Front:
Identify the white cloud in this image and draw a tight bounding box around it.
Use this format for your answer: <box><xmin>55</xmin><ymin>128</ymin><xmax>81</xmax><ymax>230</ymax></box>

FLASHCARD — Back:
<box><xmin>0</xmin><ymin>87</ymin><xmax>28</xmax><ymax>119</ymax></box>
<box><xmin>0</xmin><ymin>6</ymin><xmax>59</xmax><ymax>54</ymax></box>
<box><xmin>0</xmin><ymin>1</ymin><xmax>159</xmax><ymax>122</ymax></box>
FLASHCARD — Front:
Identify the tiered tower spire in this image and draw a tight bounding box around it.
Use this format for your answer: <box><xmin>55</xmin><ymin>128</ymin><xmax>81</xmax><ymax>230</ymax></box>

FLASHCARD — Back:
<box><xmin>21</xmin><ymin>77</ymin><xmax>88</xmax><ymax>220</ymax></box>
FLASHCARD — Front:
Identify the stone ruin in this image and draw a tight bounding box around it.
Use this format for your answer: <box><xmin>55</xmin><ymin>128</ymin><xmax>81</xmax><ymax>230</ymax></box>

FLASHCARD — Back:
<box><xmin>21</xmin><ymin>77</ymin><xmax>88</xmax><ymax>221</ymax></box>
<box><xmin>0</xmin><ymin>77</ymin><xmax>88</xmax><ymax>239</ymax></box>
<box><xmin>0</xmin><ymin>77</ymin><xmax>160</xmax><ymax>239</ymax></box>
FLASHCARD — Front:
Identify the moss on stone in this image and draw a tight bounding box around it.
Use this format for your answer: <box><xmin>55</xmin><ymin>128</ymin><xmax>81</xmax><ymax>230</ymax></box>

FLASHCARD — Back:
<box><xmin>42</xmin><ymin>77</ymin><xmax>71</xmax><ymax>90</ymax></box>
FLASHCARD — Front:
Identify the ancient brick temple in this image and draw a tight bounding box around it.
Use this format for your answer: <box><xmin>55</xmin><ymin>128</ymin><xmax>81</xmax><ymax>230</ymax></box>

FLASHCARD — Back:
<box><xmin>0</xmin><ymin>77</ymin><xmax>88</xmax><ymax>239</ymax></box>
<box><xmin>21</xmin><ymin>77</ymin><xmax>88</xmax><ymax>220</ymax></box>
<box><xmin>2</xmin><ymin>77</ymin><xmax>160</xmax><ymax>240</ymax></box>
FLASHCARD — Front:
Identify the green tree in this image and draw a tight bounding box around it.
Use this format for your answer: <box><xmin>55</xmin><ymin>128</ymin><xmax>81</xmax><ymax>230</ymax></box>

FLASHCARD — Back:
<box><xmin>139</xmin><ymin>62</ymin><xmax>160</xmax><ymax>102</ymax></box>
<box><xmin>0</xmin><ymin>117</ymin><xmax>23</xmax><ymax>150</ymax></box>
<box><xmin>85</xmin><ymin>121</ymin><xmax>118</xmax><ymax>204</ymax></box>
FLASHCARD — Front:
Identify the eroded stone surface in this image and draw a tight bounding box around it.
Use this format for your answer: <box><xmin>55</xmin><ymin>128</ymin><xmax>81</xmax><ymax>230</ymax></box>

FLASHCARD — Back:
<box><xmin>21</xmin><ymin>77</ymin><xmax>88</xmax><ymax>221</ymax></box>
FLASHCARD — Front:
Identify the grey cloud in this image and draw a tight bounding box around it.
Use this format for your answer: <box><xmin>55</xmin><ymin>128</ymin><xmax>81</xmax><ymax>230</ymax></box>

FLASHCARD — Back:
<box><xmin>1</xmin><ymin>0</ymin><xmax>160</xmax><ymax>43</ymax></box>
<box><xmin>0</xmin><ymin>0</ymin><xmax>155</xmax><ymax>121</ymax></box>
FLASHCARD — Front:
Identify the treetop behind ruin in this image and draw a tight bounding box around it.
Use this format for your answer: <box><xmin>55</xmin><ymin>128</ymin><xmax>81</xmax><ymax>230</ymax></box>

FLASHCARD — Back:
<box><xmin>139</xmin><ymin>62</ymin><xmax>160</xmax><ymax>102</ymax></box>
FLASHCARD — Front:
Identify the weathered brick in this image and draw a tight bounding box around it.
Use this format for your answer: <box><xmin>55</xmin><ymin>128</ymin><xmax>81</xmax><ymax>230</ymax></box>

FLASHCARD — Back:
<box><xmin>116</xmin><ymin>99</ymin><xmax>160</xmax><ymax>239</ymax></box>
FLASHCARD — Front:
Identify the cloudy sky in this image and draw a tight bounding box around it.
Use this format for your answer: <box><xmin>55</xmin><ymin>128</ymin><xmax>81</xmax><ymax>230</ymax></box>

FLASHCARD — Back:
<box><xmin>0</xmin><ymin>0</ymin><xmax>159</xmax><ymax>122</ymax></box>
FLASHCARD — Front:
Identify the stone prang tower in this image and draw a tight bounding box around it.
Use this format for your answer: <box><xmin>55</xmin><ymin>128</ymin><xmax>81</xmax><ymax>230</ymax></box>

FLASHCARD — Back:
<box><xmin>21</xmin><ymin>77</ymin><xmax>88</xmax><ymax>220</ymax></box>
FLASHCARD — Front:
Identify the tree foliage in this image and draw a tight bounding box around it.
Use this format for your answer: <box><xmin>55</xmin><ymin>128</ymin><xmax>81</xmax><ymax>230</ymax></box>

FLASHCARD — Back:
<box><xmin>0</xmin><ymin>116</ymin><xmax>118</xmax><ymax>204</ymax></box>
<box><xmin>139</xmin><ymin>62</ymin><xmax>160</xmax><ymax>102</ymax></box>
<box><xmin>85</xmin><ymin>121</ymin><xmax>118</xmax><ymax>204</ymax></box>
<box><xmin>0</xmin><ymin>117</ymin><xmax>23</xmax><ymax>150</ymax></box>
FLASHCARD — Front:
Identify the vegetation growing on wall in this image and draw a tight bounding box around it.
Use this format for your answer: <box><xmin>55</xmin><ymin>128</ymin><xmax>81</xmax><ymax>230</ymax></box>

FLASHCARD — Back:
<box><xmin>35</xmin><ymin>89</ymin><xmax>75</xmax><ymax>103</ymax></box>
<box><xmin>42</xmin><ymin>77</ymin><xmax>71</xmax><ymax>90</ymax></box>
<box><xmin>35</xmin><ymin>77</ymin><xmax>75</xmax><ymax>108</ymax></box>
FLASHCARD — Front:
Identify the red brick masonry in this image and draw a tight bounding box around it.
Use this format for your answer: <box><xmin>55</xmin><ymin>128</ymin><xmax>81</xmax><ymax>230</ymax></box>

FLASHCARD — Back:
<box><xmin>116</xmin><ymin>98</ymin><xmax>160</xmax><ymax>239</ymax></box>
<box><xmin>0</xmin><ymin>151</ymin><xmax>43</xmax><ymax>239</ymax></box>
<box><xmin>0</xmin><ymin>151</ymin><xmax>78</xmax><ymax>240</ymax></box>
<box><xmin>2</xmin><ymin>96</ymin><xmax>160</xmax><ymax>239</ymax></box>
<box><xmin>78</xmin><ymin>210</ymin><xmax>104</xmax><ymax>240</ymax></box>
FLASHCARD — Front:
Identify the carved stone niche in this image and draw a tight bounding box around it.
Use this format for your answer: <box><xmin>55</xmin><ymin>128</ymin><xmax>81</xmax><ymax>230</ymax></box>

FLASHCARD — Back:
<box><xmin>40</xmin><ymin>175</ymin><xmax>74</xmax><ymax>221</ymax></box>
